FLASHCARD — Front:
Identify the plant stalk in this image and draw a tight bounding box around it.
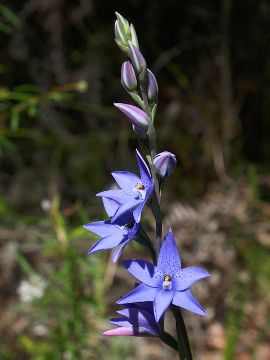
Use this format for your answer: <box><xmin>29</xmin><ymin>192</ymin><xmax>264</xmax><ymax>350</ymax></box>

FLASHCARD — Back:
<box><xmin>171</xmin><ymin>305</ymin><xmax>193</xmax><ymax>360</ymax></box>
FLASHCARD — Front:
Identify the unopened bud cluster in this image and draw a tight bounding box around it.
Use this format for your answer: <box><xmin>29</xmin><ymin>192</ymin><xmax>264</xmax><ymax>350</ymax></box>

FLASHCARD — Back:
<box><xmin>115</xmin><ymin>12</ymin><xmax>139</xmax><ymax>54</ymax></box>
<box><xmin>114</xmin><ymin>12</ymin><xmax>159</xmax><ymax>139</ymax></box>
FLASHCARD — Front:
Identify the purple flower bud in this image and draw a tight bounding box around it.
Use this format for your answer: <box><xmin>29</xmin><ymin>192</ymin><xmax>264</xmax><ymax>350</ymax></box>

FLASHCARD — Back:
<box><xmin>114</xmin><ymin>103</ymin><xmax>149</xmax><ymax>130</ymax></box>
<box><xmin>147</xmin><ymin>69</ymin><xmax>158</xmax><ymax>103</ymax></box>
<box><xmin>121</xmin><ymin>61</ymin><xmax>137</xmax><ymax>91</ymax></box>
<box><xmin>128</xmin><ymin>41</ymin><xmax>147</xmax><ymax>76</ymax></box>
<box><xmin>153</xmin><ymin>151</ymin><xmax>177</xmax><ymax>178</ymax></box>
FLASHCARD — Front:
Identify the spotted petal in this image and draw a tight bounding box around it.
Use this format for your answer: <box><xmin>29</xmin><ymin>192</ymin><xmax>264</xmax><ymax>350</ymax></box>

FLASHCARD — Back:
<box><xmin>172</xmin><ymin>289</ymin><xmax>206</xmax><ymax>316</ymax></box>
<box><xmin>122</xmin><ymin>260</ymin><xmax>162</xmax><ymax>287</ymax></box>
<box><xmin>111</xmin><ymin>171</ymin><xmax>142</xmax><ymax>196</ymax></box>
<box><xmin>157</xmin><ymin>229</ymin><xmax>181</xmax><ymax>275</ymax></box>
<box><xmin>154</xmin><ymin>289</ymin><xmax>173</xmax><ymax>322</ymax></box>
<box><xmin>174</xmin><ymin>266</ymin><xmax>210</xmax><ymax>291</ymax></box>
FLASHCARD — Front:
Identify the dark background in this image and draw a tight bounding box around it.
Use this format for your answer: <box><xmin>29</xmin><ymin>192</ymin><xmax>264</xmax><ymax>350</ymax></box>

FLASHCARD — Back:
<box><xmin>0</xmin><ymin>1</ymin><xmax>270</xmax><ymax>359</ymax></box>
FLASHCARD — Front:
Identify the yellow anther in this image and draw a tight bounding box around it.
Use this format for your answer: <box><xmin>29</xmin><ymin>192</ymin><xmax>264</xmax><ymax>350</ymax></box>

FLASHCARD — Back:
<box><xmin>136</xmin><ymin>184</ymin><xmax>145</xmax><ymax>190</ymax></box>
<box><xmin>164</xmin><ymin>275</ymin><xmax>171</xmax><ymax>281</ymax></box>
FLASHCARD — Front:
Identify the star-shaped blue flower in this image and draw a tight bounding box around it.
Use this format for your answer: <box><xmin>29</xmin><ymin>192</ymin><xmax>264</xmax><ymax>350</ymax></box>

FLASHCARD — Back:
<box><xmin>84</xmin><ymin>203</ymin><xmax>140</xmax><ymax>263</ymax></box>
<box><xmin>97</xmin><ymin>150</ymin><xmax>154</xmax><ymax>223</ymax></box>
<box><xmin>117</xmin><ymin>229</ymin><xmax>210</xmax><ymax>322</ymax></box>
<box><xmin>102</xmin><ymin>302</ymin><xmax>160</xmax><ymax>337</ymax></box>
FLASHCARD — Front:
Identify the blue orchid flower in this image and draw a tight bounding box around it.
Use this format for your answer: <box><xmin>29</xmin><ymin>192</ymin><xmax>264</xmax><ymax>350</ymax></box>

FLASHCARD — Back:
<box><xmin>84</xmin><ymin>195</ymin><xmax>141</xmax><ymax>263</ymax></box>
<box><xmin>117</xmin><ymin>229</ymin><xmax>210</xmax><ymax>322</ymax></box>
<box><xmin>97</xmin><ymin>149</ymin><xmax>154</xmax><ymax>223</ymax></box>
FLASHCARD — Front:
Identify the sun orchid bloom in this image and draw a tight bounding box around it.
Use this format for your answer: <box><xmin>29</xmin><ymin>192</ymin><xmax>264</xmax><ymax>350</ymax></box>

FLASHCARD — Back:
<box><xmin>117</xmin><ymin>229</ymin><xmax>210</xmax><ymax>322</ymax></box>
<box><xmin>97</xmin><ymin>149</ymin><xmax>154</xmax><ymax>223</ymax></box>
<box><xmin>84</xmin><ymin>205</ymin><xmax>140</xmax><ymax>263</ymax></box>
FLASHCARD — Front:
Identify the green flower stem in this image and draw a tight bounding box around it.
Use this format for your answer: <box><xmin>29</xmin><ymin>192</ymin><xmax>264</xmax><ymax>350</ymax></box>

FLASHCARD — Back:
<box><xmin>139</xmin><ymin>70</ymin><xmax>192</xmax><ymax>359</ymax></box>
<box><xmin>171</xmin><ymin>305</ymin><xmax>193</xmax><ymax>360</ymax></box>
<box><xmin>160</xmin><ymin>331</ymin><xmax>178</xmax><ymax>352</ymax></box>
<box><xmin>139</xmin><ymin>80</ymin><xmax>164</xmax><ymax>335</ymax></box>
<box><xmin>150</xmin><ymin>191</ymin><xmax>162</xmax><ymax>255</ymax></box>
<box><xmin>139</xmin><ymin>83</ymin><xmax>162</xmax><ymax>255</ymax></box>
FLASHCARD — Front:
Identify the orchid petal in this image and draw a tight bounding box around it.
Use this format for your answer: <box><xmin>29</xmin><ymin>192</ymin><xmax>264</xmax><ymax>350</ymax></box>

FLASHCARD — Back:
<box><xmin>117</xmin><ymin>307</ymin><xmax>158</xmax><ymax>334</ymax></box>
<box><xmin>127</xmin><ymin>222</ymin><xmax>141</xmax><ymax>239</ymax></box>
<box><xmin>172</xmin><ymin>289</ymin><xmax>206</xmax><ymax>316</ymax></box>
<box><xmin>111</xmin><ymin>171</ymin><xmax>142</xmax><ymax>195</ymax></box>
<box><xmin>102</xmin><ymin>197</ymin><xmax>120</xmax><ymax>218</ymax></box>
<box><xmin>154</xmin><ymin>290</ymin><xmax>173</xmax><ymax>322</ymax></box>
<box><xmin>111</xmin><ymin>199</ymin><xmax>140</xmax><ymax>223</ymax></box>
<box><xmin>122</xmin><ymin>260</ymin><xmax>162</xmax><ymax>287</ymax></box>
<box><xmin>117</xmin><ymin>283</ymin><xmax>158</xmax><ymax>305</ymax></box>
<box><xmin>88</xmin><ymin>234</ymin><xmax>125</xmax><ymax>254</ymax></box>
<box><xmin>133</xmin><ymin>201</ymin><xmax>145</xmax><ymax>222</ymax></box>
<box><xmin>110</xmin><ymin>318</ymin><xmax>132</xmax><ymax>327</ymax></box>
<box><xmin>157</xmin><ymin>229</ymin><xmax>181</xmax><ymax>275</ymax></box>
<box><xmin>145</xmin><ymin>179</ymin><xmax>155</xmax><ymax>197</ymax></box>
<box><xmin>112</xmin><ymin>242</ymin><xmax>129</xmax><ymax>263</ymax></box>
<box><xmin>97</xmin><ymin>189</ymin><xmax>131</xmax><ymax>203</ymax></box>
<box><xmin>174</xmin><ymin>266</ymin><xmax>210</xmax><ymax>291</ymax></box>
<box><xmin>102</xmin><ymin>326</ymin><xmax>156</xmax><ymax>336</ymax></box>
<box><xmin>83</xmin><ymin>221</ymin><xmax>120</xmax><ymax>237</ymax></box>
<box><xmin>135</xmin><ymin>149</ymin><xmax>151</xmax><ymax>183</ymax></box>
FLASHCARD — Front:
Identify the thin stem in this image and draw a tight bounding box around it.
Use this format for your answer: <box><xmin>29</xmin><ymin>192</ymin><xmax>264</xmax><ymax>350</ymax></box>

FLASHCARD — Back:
<box><xmin>139</xmin><ymin>82</ymin><xmax>162</xmax><ymax>254</ymax></box>
<box><xmin>171</xmin><ymin>306</ymin><xmax>193</xmax><ymax>360</ymax></box>
<box><xmin>160</xmin><ymin>331</ymin><xmax>178</xmax><ymax>352</ymax></box>
<box><xmin>151</xmin><ymin>191</ymin><xmax>162</xmax><ymax>255</ymax></box>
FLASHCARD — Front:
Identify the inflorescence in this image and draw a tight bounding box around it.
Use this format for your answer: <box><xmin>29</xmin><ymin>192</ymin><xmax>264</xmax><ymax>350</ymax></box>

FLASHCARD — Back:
<box><xmin>84</xmin><ymin>12</ymin><xmax>210</xmax><ymax>358</ymax></box>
